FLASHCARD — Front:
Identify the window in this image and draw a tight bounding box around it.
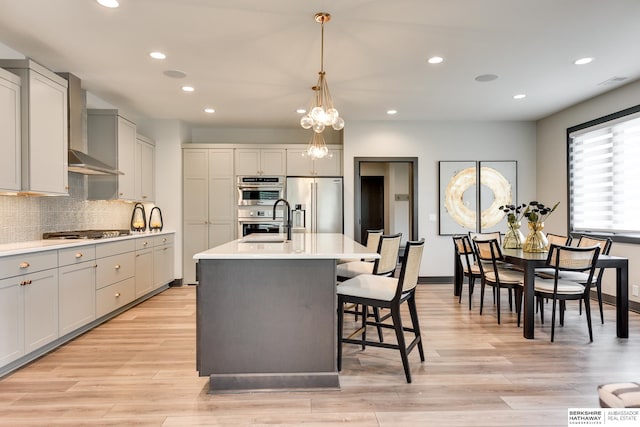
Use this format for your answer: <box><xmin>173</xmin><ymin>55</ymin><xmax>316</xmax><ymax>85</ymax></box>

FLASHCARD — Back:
<box><xmin>568</xmin><ymin>105</ymin><xmax>640</xmax><ymax>234</ymax></box>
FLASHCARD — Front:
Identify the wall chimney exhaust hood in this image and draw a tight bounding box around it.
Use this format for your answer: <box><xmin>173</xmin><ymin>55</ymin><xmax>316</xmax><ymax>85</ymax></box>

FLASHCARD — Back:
<box><xmin>68</xmin><ymin>148</ymin><xmax>123</xmax><ymax>175</ymax></box>
<box><xmin>58</xmin><ymin>72</ymin><xmax>122</xmax><ymax>175</ymax></box>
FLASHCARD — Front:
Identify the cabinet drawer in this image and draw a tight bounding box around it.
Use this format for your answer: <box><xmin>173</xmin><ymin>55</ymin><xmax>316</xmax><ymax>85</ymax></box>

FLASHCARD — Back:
<box><xmin>135</xmin><ymin>236</ymin><xmax>154</xmax><ymax>251</ymax></box>
<box><xmin>95</xmin><ymin>277</ymin><xmax>135</xmax><ymax>318</ymax></box>
<box><xmin>58</xmin><ymin>245</ymin><xmax>96</xmax><ymax>267</ymax></box>
<box><xmin>95</xmin><ymin>239</ymin><xmax>135</xmax><ymax>259</ymax></box>
<box><xmin>0</xmin><ymin>251</ymin><xmax>57</xmax><ymax>279</ymax></box>
<box><xmin>153</xmin><ymin>234</ymin><xmax>174</xmax><ymax>247</ymax></box>
<box><xmin>95</xmin><ymin>252</ymin><xmax>134</xmax><ymax>289</ymax></box>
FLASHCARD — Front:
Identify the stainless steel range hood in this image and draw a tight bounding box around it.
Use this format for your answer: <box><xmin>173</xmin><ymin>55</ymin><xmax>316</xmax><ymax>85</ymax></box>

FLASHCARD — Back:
<box><xmin>58</xmin><ymin>72</ymin><xmax>122</xmax><ymax>175</ymax></box>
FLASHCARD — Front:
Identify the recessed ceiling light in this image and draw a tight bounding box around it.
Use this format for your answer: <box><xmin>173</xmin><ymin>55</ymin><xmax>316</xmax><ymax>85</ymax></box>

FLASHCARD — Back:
<box><xmin>181</xmin><ymin>86</ymin><xmax>194</xmax><ymax>92</ymax></box>
<box><xmin>204</xmin><ymin>108</ymin><xmax>215</xmax><ymax>114</ymax></box>
<box><xmin>427</xmin><ymin>56</ymin><xmax>444</xmax><ymax>64</ymax></box>
<box><xmin>574</xmin><ymin>57</ymin><xmax>594</xmax><ymax>65</ymax></box>
<box><xmin>513</xmin><ymin>94</ymin><xmax>527</xmax><ymax>100</ymax></box>
<box><xmin>97</xmin><ymin>0</ymin><xmax>119</xmax><ymax>8</ymax></box>
<box><xmin>163</xmin><ymin>70</ymin><xmax>187</xmax><ymax>79</ymax></box>
<box><xmin>475</xmin><ymin>74</ymin><xmax>499</xmax><ymax>82</ymax></box>
<box><xmin>296</xmin><ymin>108</ymin><xmax>307</xmax><ymax>114</ymax></box>
<box><xmin>387</xmin><ymin>109</ymin><xmax>398</xmax><ymax>115</ymax></box>
<box><xmin>149</xmin><ymin>51</ymin><xmax>166</xmax><ymax>60</ymax></box>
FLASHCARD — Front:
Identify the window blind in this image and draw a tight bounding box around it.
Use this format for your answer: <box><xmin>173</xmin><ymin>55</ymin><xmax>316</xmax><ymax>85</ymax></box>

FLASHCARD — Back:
<box><xmin>570</xmin><ymin>114</ymin><xmax>640</xmax><ymax>233</ymax></box>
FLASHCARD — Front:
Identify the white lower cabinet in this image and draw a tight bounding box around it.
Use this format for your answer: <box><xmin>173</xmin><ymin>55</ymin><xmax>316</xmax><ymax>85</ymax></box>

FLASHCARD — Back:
<box><xmin>58</xmin><ymin>260</ymin><xmax>96</xmax><ymax>336</ymax></box>
<box><xmin>95</xmin><ymin>239</ymin><xmax>135</xmax><ymax>318</ymax></box>
<box><xmin>135</xmin><ymin>236</ymin><xmax>154</xmax><ymax>297</ymax></box>
<box><xmin>0</xmin><ymin>232</ymin><xmax>175</xmax><ymax>375</ymax></box>
<box><xmin>58</xmin><ymin>245</ymin><xmax>96</xmax><ymax>336</ymax></box>
<box><xmin>96</xmin><ymin>277</ymin><xmax>136</xmax><ymax>318</ymax></box>
<box><xmin>153</xmin><ymin>234</ymin><xmax>174</xmax><ymax>289</ymax></box>
<box><xmin>0</xmin><ymin>268</ymin><xmax>59</xmax><ymax>360</ymax></box>
<box><xmin>0</xmin><ymin>250</ymin><xmax>58</xmax><ymax>366</ymax></box>
<box><xmin>24</xmin><ymin>269</ymin><xmax>59</xmax><ymax>353</ymax></box>
<box><xmin>0</xmin><ymin>276</ymin><xmax>25</xmax><ymax>366</ymax></box>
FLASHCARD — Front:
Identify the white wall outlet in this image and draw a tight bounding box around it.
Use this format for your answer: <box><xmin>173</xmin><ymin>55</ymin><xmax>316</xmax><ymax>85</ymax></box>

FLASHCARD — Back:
<box><xmin>632</xmin><ymin>285</ymin><xmax>639</xmax><ymax>297</ymax></box>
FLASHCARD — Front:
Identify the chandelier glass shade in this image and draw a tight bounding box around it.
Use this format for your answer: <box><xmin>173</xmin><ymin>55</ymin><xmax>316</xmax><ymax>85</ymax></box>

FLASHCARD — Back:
<box><xmin>306</xmin><ymin>132</ymin><xmax>329</xmax><ymax>160</ymax></box>
<box><xmin>300</xmin><ymin>12</ymin><xmax>344</xmax><ymax>160</ymax></box>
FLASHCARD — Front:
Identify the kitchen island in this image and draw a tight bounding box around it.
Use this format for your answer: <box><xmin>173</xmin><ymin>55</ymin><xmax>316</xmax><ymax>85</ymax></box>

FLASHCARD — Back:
<box><xmin>193</xmin><ymin>233</ymin><xmax>378</xmax><ymax>393</ymax></box>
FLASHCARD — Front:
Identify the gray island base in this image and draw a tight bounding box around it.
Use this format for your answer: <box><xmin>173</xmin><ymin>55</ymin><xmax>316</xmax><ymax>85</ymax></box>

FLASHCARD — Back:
<box><xmin>194</xmin><ymin>234</ymin><xmax>378</xmax><ymax>394</ymax></box>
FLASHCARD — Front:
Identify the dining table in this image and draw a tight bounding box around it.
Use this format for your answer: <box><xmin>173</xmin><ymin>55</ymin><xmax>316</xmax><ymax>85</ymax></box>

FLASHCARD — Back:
<box><xmin>454</xmin><ymin>247</ymin><xmax>629</xmax><ymax>339</ymax></box>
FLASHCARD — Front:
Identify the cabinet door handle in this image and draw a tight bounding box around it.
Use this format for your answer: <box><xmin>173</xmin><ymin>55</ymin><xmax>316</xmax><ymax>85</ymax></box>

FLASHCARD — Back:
<box><xmin>115</xmin><ymin>292</ymin><xmax>121</xmax><ymax>298</ymax></box>
<box><xmin>94</xmin><ymin>264</ymin><xmax>98</xmax><ymax>268</ymax></box>
<box><xmin>115</xmin><ymin>264</ymin><xmax>121</xmax><ymax>270</ymax></box>
<box><xmin>162</xmin><ymin>238</ymin><xmax>167</xmax><ymax>243</ymax></box>
<box><xmin>19</xmin><ymin>261</ymin><xmax>30</xmax><ymax>269</ymax></box>
<box><xmin>75</xmin><ymin>252</ymin><xmax>83</xmax><ymax>258</ymax></box>
<box><xmin>20</xmin><ymin>279</ymin><xmax>33</xmax><ymax>286</ymax></box>
<box><xmin>143</xmin><ymin>241</ymin><xmax>148</xmax><ymax>246</ymax></box>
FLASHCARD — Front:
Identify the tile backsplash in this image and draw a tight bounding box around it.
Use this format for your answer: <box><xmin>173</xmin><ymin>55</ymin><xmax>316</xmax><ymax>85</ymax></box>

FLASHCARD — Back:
<box><xmin>0</xmin><ymin>173</ymin><xmax>143</xmax><ymax>244</ymax></box>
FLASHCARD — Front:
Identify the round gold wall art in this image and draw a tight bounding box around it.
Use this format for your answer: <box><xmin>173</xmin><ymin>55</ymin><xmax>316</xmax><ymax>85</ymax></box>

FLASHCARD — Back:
<box><xmin>444</xmin><ymin>166</ymin><xmax>512</xmax><ymax>229</ymax></box>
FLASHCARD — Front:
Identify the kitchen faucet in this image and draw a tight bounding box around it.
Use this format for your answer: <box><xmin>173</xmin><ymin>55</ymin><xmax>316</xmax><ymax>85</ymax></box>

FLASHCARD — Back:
<box><xmin>273</xmin><ymin>198</ymin><xmax>292</xmax><ymax>241</ymax></box>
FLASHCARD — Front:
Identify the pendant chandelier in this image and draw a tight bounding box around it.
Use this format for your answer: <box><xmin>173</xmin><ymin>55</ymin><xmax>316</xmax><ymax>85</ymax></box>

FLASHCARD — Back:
<box><xmin>300</xmin><ymin>12</ymin><xmax>344</xmax><ymax>159</ymax></box>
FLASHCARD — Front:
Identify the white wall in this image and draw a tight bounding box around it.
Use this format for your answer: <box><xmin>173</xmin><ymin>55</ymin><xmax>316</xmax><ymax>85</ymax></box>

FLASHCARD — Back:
<box><xmin>344</xmin><ymin>120</ymin><xmax>537</xmax><ymax>277</ymax></box>
<box><xmin>537</xmin><ymin>78</ymin><xmax>640</xmax><ymax>302</ymax></box>
<box><xmin>139</xmin><ymin>119</ymin><xmax>189</xmax><ymax>280</ymax></box>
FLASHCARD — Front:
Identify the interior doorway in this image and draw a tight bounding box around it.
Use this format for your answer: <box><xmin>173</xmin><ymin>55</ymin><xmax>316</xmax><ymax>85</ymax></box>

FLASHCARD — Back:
<box><xmin>360</xmin><ymin>176</ymin><xmax>385</xmax><ymax>239</ymax></box>
<box><xmin>354</xmin><ymin>157</ymin><xmax>418</xmax><ymax>245</ymax></box>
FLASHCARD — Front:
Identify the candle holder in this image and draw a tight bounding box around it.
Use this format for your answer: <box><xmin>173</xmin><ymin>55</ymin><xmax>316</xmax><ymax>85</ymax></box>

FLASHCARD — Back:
<box><xmin>149</xmin><ymin>207</ymin><xmax>163</xmax><ymax>232</ymax></box>
<box><xmin>130</xmin><ymin>202</ymin><xmax>147</xmax><ymax>232</ymax></box>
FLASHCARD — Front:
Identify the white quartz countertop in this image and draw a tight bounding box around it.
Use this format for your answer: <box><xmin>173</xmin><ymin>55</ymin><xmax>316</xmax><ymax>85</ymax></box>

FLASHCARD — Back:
<box><xmin>194</xmin><ymin>233</ymin><xmax>379</xmax><ymax>260</ymax></box>
<box><xmin>0</xmin><ymin>230</ymin><xmax>175</xmax><ymax>257</ymax></box>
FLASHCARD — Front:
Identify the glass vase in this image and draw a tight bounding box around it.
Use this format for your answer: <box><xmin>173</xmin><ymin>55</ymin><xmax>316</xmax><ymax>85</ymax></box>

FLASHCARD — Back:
<box><xmin>503</xmin><ymin>221</ymin><xmax>524</xmax><ymax>249</ymax></box>
<box><xmin>523</xmin><ymin>222</ymin><xmax>549</xmax><ymax>252</ymax></box>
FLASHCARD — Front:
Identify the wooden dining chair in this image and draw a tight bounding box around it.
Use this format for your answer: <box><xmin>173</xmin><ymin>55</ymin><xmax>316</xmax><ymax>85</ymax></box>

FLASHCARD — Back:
<box><xmin>472</xmin><ymin>238</ymin><xmax>524</xmax><ymax>325</ymax></box>
<box><xmin>534</xmin><ymin>244</ymin><xmax>601</xmax><ymax>342</ymax></box>
<box><xmin>574</xmin><ymin>235</ymin><xmax>612</xmax><ymax>324</ymax></box>
<box><xmin>453</xmin><ymin>235</ymin><xmax>482</xmax><ymax>310</ymax></box>
<box><xmin>337</xmin><ymin>239</ymin><xmax>425</xmax><ymax>383</ymax></box>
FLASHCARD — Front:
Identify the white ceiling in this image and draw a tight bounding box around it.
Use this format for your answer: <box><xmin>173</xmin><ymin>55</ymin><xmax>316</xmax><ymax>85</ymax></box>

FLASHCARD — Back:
<box><xmin>1</xmin><ymin>0</ymin><xmax>639</xmax><ymax>128</ymax></box>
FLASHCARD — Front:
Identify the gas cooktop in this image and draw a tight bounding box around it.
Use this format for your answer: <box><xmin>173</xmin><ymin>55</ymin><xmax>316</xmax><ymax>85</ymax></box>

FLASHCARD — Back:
<box><xmin>43</xmin><ymin>229</ymin><xmax>131</xmax><ymax>240</ymax></box>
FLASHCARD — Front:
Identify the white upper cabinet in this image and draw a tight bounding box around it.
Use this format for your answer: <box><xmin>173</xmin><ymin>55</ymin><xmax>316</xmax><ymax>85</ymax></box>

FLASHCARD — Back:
<box><xmin>135</xmin><ymin>134</ymin><xmax>155</xmax><ymax>202</ymax></box>
<box><xmin>0</xmin><ymin>59</ymin><xmax>68</xmax><ymax>195</ymax></box>
<box><xmin>286</xmin><ymin>148</ymin><xmax>342</xmax><ymax>176</ymax></box>
<box><xmin>0</xmin><ymin>67</ymin><xmax>21</xmax><ymax>193</ymax></box>
<box><xmin>87</xmin><ymin>109</ymin><xmax>137</xmax><ymax>200</ymax></box>
<box><xmin>235</xmin><ymin>148</ymin><xmax>285</xmax><ymax>176</ymax></box>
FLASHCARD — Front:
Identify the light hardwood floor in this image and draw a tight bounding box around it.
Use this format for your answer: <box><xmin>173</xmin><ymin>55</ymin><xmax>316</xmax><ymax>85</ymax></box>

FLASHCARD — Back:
<box><xmin>0</xmin><ymin>284</ymin><xmax>638</xmax><ymax>426</ymax></box>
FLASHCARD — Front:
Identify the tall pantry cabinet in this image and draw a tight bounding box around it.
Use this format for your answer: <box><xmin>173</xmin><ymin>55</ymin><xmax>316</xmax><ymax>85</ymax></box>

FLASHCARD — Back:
<box><xmin>182</xmin><ymin>148</ymin><xmax>235</xmax><ymax>284</ymax></box>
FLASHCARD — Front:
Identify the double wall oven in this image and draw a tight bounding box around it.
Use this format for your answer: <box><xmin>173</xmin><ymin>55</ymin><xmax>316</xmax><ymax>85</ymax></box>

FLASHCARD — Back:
<box><xmin>237</xmin><ymin>176</ymin><xmax>285</xmax><ymax>237</ymax></box>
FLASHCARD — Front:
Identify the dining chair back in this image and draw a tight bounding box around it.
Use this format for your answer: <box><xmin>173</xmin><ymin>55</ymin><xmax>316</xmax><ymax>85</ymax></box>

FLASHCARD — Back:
<box><xmin>472</xmin><ymin>238</ymin><xmax>524</xmax><ymax>325</ymax></box>
<box><xmin>372</xmin><ymin>233</ymin><xmax>403</xmax><ymax>277</ymax></box>
<box><xmin>336</xmin><ymin>239</ymin><xmax>425</xmax><ymax>383</ymax></box>
<box><xmin>574</xmin><ymin>235</ymin><xmax>613</xmax><ymax>323</ymax></box>
<box><xmin>337</xmin><ymin>233</ymin><xmax>401</xmax><ymax>280</ymax></box>
<box><xmin>337</xmin><ymin>229</ymin><xmax>383</xmax><ymax>264</ymax></box>
<box><xmin>534</xmin><ymin>244</ymin><xmax>601</xmax><ymax>342</ymax></box>
<box><xmin>453</xmin><ymin>235</ymin><xmax>481</xmax><ymax>310</ymax></box>
<box><xmin>546</xmin><ymin>233</ymin><xmax>572</xmax><ymax>246</ymax></box>
<box><xmin>469</xmin><ymin>231</ymin><xmax>502</xmax><ymax>245</ymax></box>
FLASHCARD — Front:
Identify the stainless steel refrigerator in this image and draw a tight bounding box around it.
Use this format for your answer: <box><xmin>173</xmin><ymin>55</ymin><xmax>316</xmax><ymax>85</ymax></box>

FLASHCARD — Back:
<box><xmin>286</xmin><ymin>177</ymin><xmax>343</xmax><ymax>233</ymax></box>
